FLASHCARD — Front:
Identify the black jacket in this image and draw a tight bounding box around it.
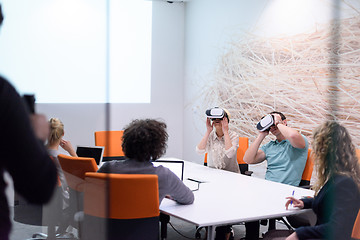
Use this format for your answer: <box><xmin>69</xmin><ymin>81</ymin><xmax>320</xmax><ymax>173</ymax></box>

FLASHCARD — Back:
<box><xmin>296</xmin><ymin>174</ymin><xmax>360</xmax><ymax>240</ymax></box>
<box><xmin>0</xmin><ymin>76</ymin><xmax>57</xmax><ymax>240</ymax></box>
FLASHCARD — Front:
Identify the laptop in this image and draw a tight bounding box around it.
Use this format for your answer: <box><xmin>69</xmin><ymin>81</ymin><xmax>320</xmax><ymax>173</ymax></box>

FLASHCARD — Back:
<box><xmin>152</xmin><ymin>159</ymin><xmax>200</xmax><ymax>191</ymax></box>
<box><xmin>152</xmin><ymin>160</ymin><xmax>184</xmax><ymax>180</ymax></box>
<box><xmin>76</xmin><ymin>146</ymin><xmax>104</xmax><ymax>166</ymax></box>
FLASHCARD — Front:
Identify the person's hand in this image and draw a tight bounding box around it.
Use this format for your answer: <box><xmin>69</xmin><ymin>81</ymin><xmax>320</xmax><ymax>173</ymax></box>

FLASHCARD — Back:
<box><xmin>30</xmin><ymin>114</ymin><xmax>50</xmax><ymax>142</ymax></box>
<box><xmin>285</xmin><ymin>232</ymin><xmax>299</xmax><ymax>240</ymax></box>
<box><xmin>165</xmin><ymin>195</ymin><xmax>174</xmax><ymax>200</ymax></box>
<box><xmin>273</xmin><ymin>114</ymin><xmax>284</xmax><ymax>126</ymax></box>
<box><xmin>285</xmin><ymin>197</ymin><xmax>304</xmax><ymax>210</ymax></box>
<box><xmin>206</xmin><ymin>118</ymin><xmax>213</xmax><ymax>133</ymax></box>
<box><xmin>221</xmin><ymin>118</ymin><xmax>229</xmax><ymax>133</ymax></box>
<box><xmin>60</xmin><ymin>139</ymin><xmax>77</xmax><ymax>156</ymax></box>
<box><xmin>259</xmin><ymin>130</ymin><xmax>269</xmax><ymax>138</ymax></box>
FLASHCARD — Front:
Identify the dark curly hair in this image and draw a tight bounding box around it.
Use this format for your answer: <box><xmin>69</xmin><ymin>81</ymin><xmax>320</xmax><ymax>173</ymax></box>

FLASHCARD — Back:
<box><xmin>121</xmin><ymin>119</ymin><xmax>168</xmax><ymax>162</ymax></box>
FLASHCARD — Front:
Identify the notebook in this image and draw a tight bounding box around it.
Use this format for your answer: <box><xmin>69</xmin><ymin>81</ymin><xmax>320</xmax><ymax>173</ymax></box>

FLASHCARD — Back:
<box><xmin>76</xmin><ymin>146</ymin><xmax>105</xmax><ymax>166</ymax></box>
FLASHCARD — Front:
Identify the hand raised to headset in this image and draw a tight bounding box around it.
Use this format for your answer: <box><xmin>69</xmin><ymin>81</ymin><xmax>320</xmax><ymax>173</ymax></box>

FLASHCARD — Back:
<box><xmin>206</xmin><ymin>118</ymin><xmax>213</xmax><ymax>133</ymax></box>
<box><xmin>221</xmin><ymin>118</ymin><xmax>229</xmax><ymax>133</ymax></box>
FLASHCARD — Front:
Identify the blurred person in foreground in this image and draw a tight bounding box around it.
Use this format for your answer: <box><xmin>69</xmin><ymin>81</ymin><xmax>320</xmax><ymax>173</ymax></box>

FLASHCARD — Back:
<box><xmin>0</xmin><ymin>4</ymin><xmax>57</xmax><ymax>240</ymax></box>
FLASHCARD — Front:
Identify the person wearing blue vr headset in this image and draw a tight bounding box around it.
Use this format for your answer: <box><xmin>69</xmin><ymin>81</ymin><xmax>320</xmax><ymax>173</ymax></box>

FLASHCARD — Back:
<box><xmin>241</xmin><ymin>111</ymin><xmax>309</xmax><ymax>240</ymax></box>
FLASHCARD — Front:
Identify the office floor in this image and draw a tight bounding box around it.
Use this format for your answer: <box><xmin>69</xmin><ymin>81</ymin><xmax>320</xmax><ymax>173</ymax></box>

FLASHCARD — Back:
<box><xmin>165</xmin><ymin>217</ymin><xmax>289</xmax><ymax>240</ymax></box>
<box><xmin>10</xmin><ymin>208</ymin><xmax>289</xmax><ymax>240</ymax></box>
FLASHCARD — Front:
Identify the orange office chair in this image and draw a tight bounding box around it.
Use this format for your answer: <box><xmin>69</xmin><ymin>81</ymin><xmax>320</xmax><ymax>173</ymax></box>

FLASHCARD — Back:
<box><xmin>94</xmin><ymin>130</ymin><xmax>125</xmax><ymax>161</ymax></box>
<box><xmin>299</xmin><ymin>149</ymin><xmax>315</xmax><ymax>188</ymax></box>
<box><xmin>352</xmin><ymin>211</ymin><xmax>360</xmax><ymax>239</ymax></box>
<box><xmin>29</xmin><ymin>185</ymin><xmax>74</xmax><ymax>240</ymax></box>
<box><xmin>267</xmin><ymin>149</ymin><xmax>315</xmax><ymax>231</ymax></box>
<box><xmin>30</xmin><ymin>156</ymin><xmax>77</xmax><ymax>240</ymax></box>
<box><xmin>356</xmin><ymin>149</ymin><xmax>360</xmax><ymax>162</ymax></box>
<box><xmin>204</xmin><ymin>137</ymin><xmax>251</xmax><ymax>175</ymax></box>
<box><xmin>82</xmin><ymin>172</ymin><xmax>160</xmax><ymax>240</ymax></box>
<box><xmin>237</xmin><ymin>137</ymin><xmax>253</xmax><ymax>175</ymax></box>
<box><xmin>57</xmin><ymin>154</ymin><xmax>98</xmax><ymax>237</ymax></box>
<box><xmin>204</xmin><ymin>152</ymin><xmax>208</xmax><ymax>166</ymax></box>
<box><xmin>299</xmin><ymin>148</ymin><xmax>314</xmax><ymax>188</ymax></box>
<box><xmin>58</xmin><ymin>154</ymin><xmax>98</xmax><ymax>193</ymax></box>
<box><xmin>353</xmin><ymin>150</ymin><xmax>360</xmax><ymax>239</ymax></box>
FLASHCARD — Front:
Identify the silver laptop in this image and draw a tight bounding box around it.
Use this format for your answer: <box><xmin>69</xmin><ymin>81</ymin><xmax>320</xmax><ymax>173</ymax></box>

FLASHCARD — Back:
<box><xmin>152</xmin><ymin>160</ymin><xmax>200</xmax><ymax>191</ymax></box>
<box><xmin>76</xmin><ymin>146</ymin><xmax>104</xmax><ymax>166</ymax></box>
<box><xmin>152</xmin><ymin>160</ymin><xmax>184</xmax><ymax>180</ymax></box>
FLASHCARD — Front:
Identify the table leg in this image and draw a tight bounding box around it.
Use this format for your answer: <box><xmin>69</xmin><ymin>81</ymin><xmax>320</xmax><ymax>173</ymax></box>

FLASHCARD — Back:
<box><xmin>207</xmin><ymin>226</ymin><xmax>215</xmax><ymax>240</ymax></box>
<box><xmin>160</xmin><ymin>213</ymin><xmax>170</xmax><ymax>240</ymax></box>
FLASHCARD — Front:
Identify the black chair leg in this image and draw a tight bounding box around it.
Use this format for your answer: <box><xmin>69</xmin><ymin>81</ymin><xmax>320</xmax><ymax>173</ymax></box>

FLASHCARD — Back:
<box><xmin>160</xmin><ymin>213</ymin><xmax>170</xmax><ymax>240</ymax></box>
<box><xmin>280</xmin><ymin>217</ymin><xmax>294</xmax><ymax>230</ymax></box>
<box><xmin>245</xmin><ymin>221</ymin><xmax>260</xmax><ymax>240</ymax></box>
<box><xmin>268</xmin><ymin>219</ymin><xmax>276</xmax><ymax>231</ymax></box>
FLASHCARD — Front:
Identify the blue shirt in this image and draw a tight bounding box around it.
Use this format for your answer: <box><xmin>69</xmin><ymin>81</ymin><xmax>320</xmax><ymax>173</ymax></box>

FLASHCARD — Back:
<box><xmin>260</xmin><ymin>135</ymin><xmax>308</xmax><ymax>186</ymax></box>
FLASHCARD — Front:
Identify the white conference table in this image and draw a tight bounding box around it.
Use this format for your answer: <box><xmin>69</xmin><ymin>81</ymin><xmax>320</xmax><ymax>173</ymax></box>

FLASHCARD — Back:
<box><xmin>159</xmin><ymin>160</ymin><xmax>315</xmax><ymax>240</ymax></box>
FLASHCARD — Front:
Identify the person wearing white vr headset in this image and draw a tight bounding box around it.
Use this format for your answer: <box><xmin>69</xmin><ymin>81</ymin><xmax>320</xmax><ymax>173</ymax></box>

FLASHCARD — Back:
<box><xmin>241</xmin><ymin>111</ymin><xmax>308</xmax><ymax>240</ymax></box>
<box><xmin>244</xmin><ymin>111</ymin><xmax>308</xmax><ymax>186</ymax></box>
<box><xmin>196</xmin><ymin>107</ymin><xmax>239</xmax><ymax>240</ymax></box>
<box><xmin>196</xmin><ymin>107</ymin><xmax>240</xmax><ymax>174</ymax></box>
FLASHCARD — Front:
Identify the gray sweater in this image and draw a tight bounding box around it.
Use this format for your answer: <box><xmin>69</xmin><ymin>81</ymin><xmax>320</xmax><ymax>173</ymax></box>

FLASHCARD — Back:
<box><xmin>98</xmin><ymin>159</ymin><xmax>194</xmax><ymax>205</ymax></box>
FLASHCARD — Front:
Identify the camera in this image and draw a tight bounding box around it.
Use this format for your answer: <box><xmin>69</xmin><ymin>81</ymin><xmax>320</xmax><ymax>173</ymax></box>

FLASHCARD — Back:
<box><xmin>22</xmin><ymin>94</ymin><xmax>35</xmax><ymax>114</ymax></box>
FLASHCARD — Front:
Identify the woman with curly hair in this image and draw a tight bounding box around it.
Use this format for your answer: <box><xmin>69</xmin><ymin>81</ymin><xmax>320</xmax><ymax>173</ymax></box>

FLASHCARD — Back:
<box><xmin>98</xmin><ymin>119</ymin><xmax>194</xmax><ymax>205</ymax></box>
<box><xmin>278</xmin><ymin>121</ymin><xmax>360</xmax><ymax>240</ymax></box>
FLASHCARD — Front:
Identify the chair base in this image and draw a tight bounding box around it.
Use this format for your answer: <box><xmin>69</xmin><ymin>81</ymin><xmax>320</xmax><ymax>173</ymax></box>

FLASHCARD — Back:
<box><xmin>28</xmin><ymin>232</ymin><xmax>77</xmax><ymax>240</ymax></box>
<box><xmin>82</xmin><ymin>214</ymin><xmax>159</xmax><ymax>240</ymax></box>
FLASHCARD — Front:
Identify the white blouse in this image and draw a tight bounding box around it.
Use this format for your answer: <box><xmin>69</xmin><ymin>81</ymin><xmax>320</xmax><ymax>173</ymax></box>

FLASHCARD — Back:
<box><xmin>196</xmin><ymin>130</ymin><xmax>240</xmax><ymax>173</ymax></box>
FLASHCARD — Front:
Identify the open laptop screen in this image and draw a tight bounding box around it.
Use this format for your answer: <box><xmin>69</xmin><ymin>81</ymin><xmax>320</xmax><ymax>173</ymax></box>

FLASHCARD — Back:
<box><xmin>152</xmin><ymin>160</ymin><xmax>184</xmax><ymax>181</ymax></box>
<box><xmin>76</xmin><ymin>146</ymin><xmax>104</xmax><ymax>165</ymax></box>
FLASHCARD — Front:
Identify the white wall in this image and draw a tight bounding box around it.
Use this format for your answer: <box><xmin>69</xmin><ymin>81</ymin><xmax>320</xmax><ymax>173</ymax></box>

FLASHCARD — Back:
<box><xmin>37</xmin><ymin>2</ymin><xmax>185</xmax><ymax>158</ymax></box>
<box><xmin>5</xmin><ymin>1</ymin><xmax>185</xmax><ymax>207</ymax></box>
<box><xmin>183</xmin><ymin>0</ymin><xmax>268</xmax><ymax>164</ymax></box>
<box><xmin>182</xmin><ymin>0</ymin><xmax>360</xmax><ymax>165</ymax></box>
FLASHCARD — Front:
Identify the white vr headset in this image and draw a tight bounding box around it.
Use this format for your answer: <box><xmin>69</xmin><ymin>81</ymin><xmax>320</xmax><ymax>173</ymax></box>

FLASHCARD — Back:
<box><xmin>257</xmin><ymin>114</ymin><xmax>275</xmax><ymax>131</ymax></box>
<box><xmin>205</xmin><ymin>107</ymin><xmax>225</xmax><ymax>119</ymax></box>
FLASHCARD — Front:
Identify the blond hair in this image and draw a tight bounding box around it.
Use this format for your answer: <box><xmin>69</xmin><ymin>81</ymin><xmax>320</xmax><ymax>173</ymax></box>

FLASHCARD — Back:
<box><xmin>312</xmin><ymin>121</ymin><xmax>360</xmax><ymax>194</ymax></box>
<box><xmin>48</xmin><ymin>118</ymin><xmax>64</xmax><ymax>145</ymax></box>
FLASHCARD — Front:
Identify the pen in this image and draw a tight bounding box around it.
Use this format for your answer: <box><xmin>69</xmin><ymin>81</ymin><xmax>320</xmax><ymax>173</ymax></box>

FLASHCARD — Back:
<box><xmin>290</xmin><ymin>190</ymin><xmax>295</xmax><ymax>206</ymax></box>
<box><xmin>187</xmin><ymin>178</ymin><xmax>203</xmax><ymax>183</ymax></box>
